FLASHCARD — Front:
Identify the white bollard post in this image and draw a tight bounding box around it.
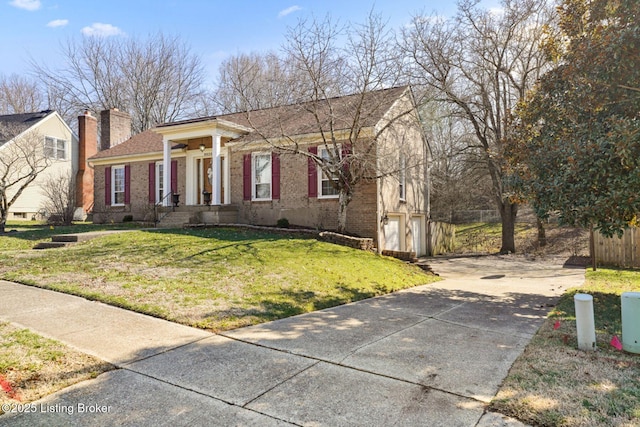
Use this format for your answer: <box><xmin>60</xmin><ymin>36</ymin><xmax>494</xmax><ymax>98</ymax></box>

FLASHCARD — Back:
<box><xmin>574</xmin><ymin>293</ymin><xmax>596</xmax><ymax>351</ymax></box>
<box><xmin>621</xmin><ymin>292</ymin><xmax>640</xmax><ymax>354</ymax></box>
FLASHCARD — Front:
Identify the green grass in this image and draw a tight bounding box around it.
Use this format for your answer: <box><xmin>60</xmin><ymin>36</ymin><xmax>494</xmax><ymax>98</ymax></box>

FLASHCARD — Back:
<box><xmin>453</xmin><ymin>222</ymin><xmax>589</xmax><ymax>256</ymax></box>
<box><xmin>453</xmin><ymin>223</ymin><xmax>533</xmax><ymax>254</ymax></box>
<box><xmin>0</xmin><ymin>227</ymin><xmax>438</xmax><ymax>331</ymax></box>
<box><xmin>0</xmin><ymin>322</ymin><xmax>112</xmax><ymax>412</ymax></box>
<box><xmin>491</xmin><ymin>267</ymin><xmax>640</xmax><ymax>426</ymax></box>
<box><xmin>0</xmin><ymin>221</ymin><xmax>142</xmax><ymax>251</ymax></box>
<box><xmin>550</xmin><ymin>268</ymin><xmax>640</xmax><ymax>341</ymax></box>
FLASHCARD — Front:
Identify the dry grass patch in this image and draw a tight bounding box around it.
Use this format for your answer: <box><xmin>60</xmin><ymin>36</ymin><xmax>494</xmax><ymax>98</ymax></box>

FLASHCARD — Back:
<box><xmin>0</xmin><ymin>322</ymin><xmax>112</xmax><ymax>414</ymax></box>
<box><xmin>453</xmin><ymin>223</ymin><xmax>589</xmax><ymax>256</ymax></box>
<box><xmin>491</xmin><ymin>268</ymin><xmax>640</xmax><ymax>426</ymax></box>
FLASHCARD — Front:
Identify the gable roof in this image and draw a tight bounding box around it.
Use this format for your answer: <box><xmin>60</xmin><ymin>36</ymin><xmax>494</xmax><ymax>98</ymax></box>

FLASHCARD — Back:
<box><xmin>160</xmin><ymin>85</ymin><xmax>409</xmax><ymax>143</ymax></box>
<box><xmin>0</xmin><ymin>110</ymin><xmax>55</xmax><ymax>145</ymax></box>
<box><xmin>90</xmin><ymin>86</ymin><xmax>410</xmax><ymax>161</ymax></box>
<box><xmin>90</xmin><ymin>130</ymin><xmax>163</xmax><ymax>160</ymax></box>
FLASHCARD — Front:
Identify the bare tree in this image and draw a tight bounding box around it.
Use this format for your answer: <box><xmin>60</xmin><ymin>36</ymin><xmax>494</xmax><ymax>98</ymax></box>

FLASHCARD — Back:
<box><xmin>213</xmin><ymin>51</ymin><xmax>300</xmax><ymax>114</ymax></box>
<box><xmin>32</xmin><ymin>32</ymin><xmax>207</xmax><ymax>133</ymax></box>
<box><xmin>40</xmin><ymin>171</ymin><xmax>76</xmax><ymax>225</ymax></box>
<box><xmin>424</xmin><ymin>103</ymin><xmax>493</xmax><ymax>222</ymax></box>
<box><xmin>225</xmin><ymin>12</ymin><xmax>423</xmax><ymax>233</ymax></box>
<box><xmin>0</xmin><ymin>125</ymin><xmax>50</xmax><ymax>233</ymax></box>
<box><xmin>400</xmin><ymin>0</ymin><xmax>554</xmax><ymax>253</ymax></box>
<box><xmin>0</xmin><ymin>74</ymin><xmax>46</xmax><ymax>114</ymax></box>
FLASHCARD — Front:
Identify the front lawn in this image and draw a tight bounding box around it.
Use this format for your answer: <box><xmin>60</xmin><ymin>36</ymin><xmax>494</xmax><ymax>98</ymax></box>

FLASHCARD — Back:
<box><xmin>491</xmin><ymin>268</ymin><xmax>640</xmax><ymax>426</ymax></box>
<box><xmin>0</xmin><ymin>322</ymin><xmax>112</xmax><ymax>414</ymax></box>
<box><xmin>0</xmin><ymin>221</ymin><xmax>142</xmax><ymax>251</ymax></box>
<box><xmin>0</xmin><ymin>227</ymin><xmax>438</xmax><ymax>331</ymax></box>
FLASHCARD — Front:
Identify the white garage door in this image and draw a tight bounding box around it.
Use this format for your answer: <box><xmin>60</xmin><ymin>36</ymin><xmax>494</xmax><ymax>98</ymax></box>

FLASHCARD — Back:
<box><xmin>412</xmin><ymin>217</ymin><xmax>422</xmax><ymax>256</ymax></box>
<box><xmin>383</xmin><ymin>216</ymin><xmax>400</xmax><ymax>251</ymax></box>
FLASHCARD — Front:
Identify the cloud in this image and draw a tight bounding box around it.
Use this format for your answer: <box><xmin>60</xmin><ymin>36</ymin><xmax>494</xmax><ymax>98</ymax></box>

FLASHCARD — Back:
<box><xmin>47</xmin><ymin>19</ymin><xmax>68</xmax><ymax>28</ymax></box>
<box><xmin>278</xmin><ymin>5</ymin><xmax>301</xmax><ymax>18</ymax></box>
<box><xmin>81</xmin><ymin>23</ymin><xmax>124</xmax><ymax>37</ymax></box>
<box><xmin>9</xmin><ymin>0</ymin><xmax>41</xmax><ymax>11</ymax></box>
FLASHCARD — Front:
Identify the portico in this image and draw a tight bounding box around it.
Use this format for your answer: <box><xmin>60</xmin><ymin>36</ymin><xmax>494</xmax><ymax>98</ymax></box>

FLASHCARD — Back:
<box><xmin>154</xmin><ymin>118</ymin><xmax>249</xmax><ymax>207</ymax></box>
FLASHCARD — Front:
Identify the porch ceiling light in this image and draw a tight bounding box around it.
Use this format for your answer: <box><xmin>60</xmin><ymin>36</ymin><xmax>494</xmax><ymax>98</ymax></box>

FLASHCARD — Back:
<box><xmin>199</xmin><ymin>143</ymin><xmax>206</xmax><ymax>153</ymax></box>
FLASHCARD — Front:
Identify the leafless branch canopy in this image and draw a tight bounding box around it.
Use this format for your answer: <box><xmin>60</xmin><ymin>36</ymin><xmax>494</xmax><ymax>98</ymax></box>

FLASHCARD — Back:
<box><xmin>32</xmin><ymin>32</ymin><xmax>207</xmax><ymax>133</ymax></box>
<box><xmin>0</xmin><ymin>74</ymin><xmax>46</xmax><ymax>114</ymax></box>
<box><xmin>399</xmin><ymin>0</ymin><xmax>555</xmax><ymax>251</ymax></box>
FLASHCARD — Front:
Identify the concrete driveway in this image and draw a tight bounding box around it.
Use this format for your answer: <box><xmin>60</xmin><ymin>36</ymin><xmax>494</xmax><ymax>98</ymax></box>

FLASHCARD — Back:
<box><xmin>0</xmin><ymin>255</ymin><xmax>585</xmax><ymax>426</ymax></box>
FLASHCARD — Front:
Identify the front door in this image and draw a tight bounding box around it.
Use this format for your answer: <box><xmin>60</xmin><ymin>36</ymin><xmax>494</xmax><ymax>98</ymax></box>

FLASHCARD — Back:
<box><xmin>197</xmin><ymin>157</ymin><xmax>212</xmax><ymax>205</ymax></box>
<box><xmin>197</xmin><ymin>156</ymin><xmax>225</xmax><ymax>205</ymax></box>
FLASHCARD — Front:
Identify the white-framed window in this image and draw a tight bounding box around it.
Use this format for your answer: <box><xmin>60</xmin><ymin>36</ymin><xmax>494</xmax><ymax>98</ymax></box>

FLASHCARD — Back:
<box><xmin>252</xmin><ymin>152</ymin><xmax>272</xmax><ymax>200</ymax></box>
<box><xmin>318</xmin><ymin>146</ymin><xmax>340</xmax><ymax>198</ymax></box>
<box><xmin>399</xmin><ymin>153</ymin><xmax>406</xmax><ymax>201</ymax></box>
<box><xmin>112</xmin><ymin>165</ymin><xmax>126</xmax><ymax>206</ymax></box>
<box><xmin>156</xmin><ymin>162</ymin><xmax>164</xmax><ymax>203</ymax></box>
<box><xmin>44</xmin><ymin>136</ymin><xmax>67</xmax><ymax>160</ymax></box>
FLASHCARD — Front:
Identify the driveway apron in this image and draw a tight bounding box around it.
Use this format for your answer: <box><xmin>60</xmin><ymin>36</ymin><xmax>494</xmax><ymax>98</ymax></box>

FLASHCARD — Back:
<box><xmin>0</xmin><ymin>255</ymin><xmax>585</xmax><ymax>426</ymax></box>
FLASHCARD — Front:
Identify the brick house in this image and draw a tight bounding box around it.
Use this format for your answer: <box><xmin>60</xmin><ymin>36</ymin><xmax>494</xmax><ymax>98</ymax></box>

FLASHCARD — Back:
<box><xmin>88</xmin><ymin>86</ymin><xmax>430</xmax><ymax>255</ymax></box>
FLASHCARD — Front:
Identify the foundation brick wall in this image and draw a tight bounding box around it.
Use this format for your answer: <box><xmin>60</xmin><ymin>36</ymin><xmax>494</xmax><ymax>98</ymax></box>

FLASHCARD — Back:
<box><xmin>229</xmin><ymin>148</ymin><xmax>377</xmax><ymax>238</ymax></box>
<box><xmin>93</xmin><ymin>157</ymin><xmax>186</xmax><ymax>223</ymax></box>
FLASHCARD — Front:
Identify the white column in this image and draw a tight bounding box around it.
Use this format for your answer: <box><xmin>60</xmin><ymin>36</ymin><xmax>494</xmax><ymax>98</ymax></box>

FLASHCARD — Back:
<box><xmin>223</xmin><ymin>150</ymin><xmax>230</xmax><ymax>205</ymax></box>
<box><xmin>162</xmin><ymin>137</ymin><xmax>172</xmax><ymax>206</ymax></box>
<box><xmin>211</xmin><ymin>134</ymin><xmax>221</xmax><ymax>205</ymax></box>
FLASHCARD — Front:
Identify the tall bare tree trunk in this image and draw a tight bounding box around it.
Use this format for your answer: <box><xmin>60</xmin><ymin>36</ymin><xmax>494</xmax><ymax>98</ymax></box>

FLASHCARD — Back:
<box><xmin>500</xmin><ymin>202</ymin><xmax>518</xmax><ymax>254</ymax></box>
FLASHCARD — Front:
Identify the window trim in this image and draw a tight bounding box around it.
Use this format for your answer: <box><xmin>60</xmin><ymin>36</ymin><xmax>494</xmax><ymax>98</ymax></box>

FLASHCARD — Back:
<box><xmin>44</xmin><ymin>136</ymin><xmax>68</xmax><ymax>160</ymax></box>
<box><xmin>155</xmin><ymin>162</ymin><xmax>164</xmax><ymax>204</ymax></box>
<box><xmin>317</xmin><ymin>145</ymin><xmax>341</xmax><ymax>199</ymax></box>
<box><xmin>251</xmin><ymin>152</ymin><xmax>272</xmax><ymax>201</ymax></box>
<box><xmin>111</xmin><ymin>165</ymin><xmax>126</xmax><ymax>206</ymax></box>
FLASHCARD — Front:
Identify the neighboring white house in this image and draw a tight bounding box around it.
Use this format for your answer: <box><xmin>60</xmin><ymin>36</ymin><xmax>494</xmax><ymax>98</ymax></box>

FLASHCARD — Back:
<box><xmin>0</xmin><ymin>110</ymin><xmax>79</xmax><ymax>220</ymax></box>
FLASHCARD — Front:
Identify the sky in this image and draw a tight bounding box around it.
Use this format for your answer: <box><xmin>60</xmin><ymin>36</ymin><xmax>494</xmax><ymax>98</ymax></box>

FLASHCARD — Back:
<box><xmin>0</xmin><ymin>0</ymin><xmax>493</xmax><ymax>84</ymax></box>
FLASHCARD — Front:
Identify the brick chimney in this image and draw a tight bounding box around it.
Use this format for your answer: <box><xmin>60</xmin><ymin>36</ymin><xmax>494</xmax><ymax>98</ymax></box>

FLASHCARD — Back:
<box><xmin>100</xmin><ymin>108</ymin><xmax>131</xmax><ymax>151</ymax></box>
<box><xmin>77</xmin><ymin>111</ymin><xmax>97</xmax><ymax>214</ymax></box>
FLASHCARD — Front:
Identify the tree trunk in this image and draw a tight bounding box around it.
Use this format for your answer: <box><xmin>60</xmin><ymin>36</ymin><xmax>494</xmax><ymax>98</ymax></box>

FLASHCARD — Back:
<box><xmin>499</xmin><ymin>201</ymin><xmax>518</xmax><ymax>254</ymax></box>
<box><xmin>537</xmin><ymin>217</ymin><xmax>547</xmax><ymax>247</ymax></box>
<box><xmin>337</xmin><ymin>190</ymin><xmax>350</xmax><ymax>233</ymax></box>
<box><xmin>0</xmin><ymin>213</ymin><xmax>6</xmax><ymax>234</ymax></box>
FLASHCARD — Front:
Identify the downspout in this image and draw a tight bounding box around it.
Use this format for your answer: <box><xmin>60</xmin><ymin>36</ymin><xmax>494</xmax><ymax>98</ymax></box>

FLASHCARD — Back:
<box><xmin>376</xmin><ymin>128</ymin><xmax>383</xmax><ymax>254</ymax></box>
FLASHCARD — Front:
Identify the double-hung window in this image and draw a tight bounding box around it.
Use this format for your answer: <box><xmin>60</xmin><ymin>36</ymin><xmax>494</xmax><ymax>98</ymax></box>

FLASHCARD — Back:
<box><xmin>252</xmin><ymin>153</ymin><xmax>272</xmax><ymax>200</ymax></box>
<box><xmin>44</xmin><ymin>137</ymin><xmax>67</xmax><ymax>160</ymax></box>
<box><xmin>318</xmin><ymin>146</ymin><xmax>340</xmax><ymax>198</ymax></box>
<box><xmin>112</xmin><ymin>165</ymin><xmax>126</xmax><ymax>205</ymax></box>
<box><xmin>156</xmin><ymin>162</ymin><xmax>164</xmax><ymax>203</ymax></box>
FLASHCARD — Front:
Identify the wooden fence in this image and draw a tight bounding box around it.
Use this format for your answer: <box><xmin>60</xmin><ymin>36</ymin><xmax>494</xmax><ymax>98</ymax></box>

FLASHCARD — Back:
<box><xmin>594</xmin><ymin>228</ymin><xmax>640</xmax><ymax>268</ymax></box>
<box><xmin>428</xmin><ymin>221</ymin><xmax>455</xmax><ymax>256</ymax></box>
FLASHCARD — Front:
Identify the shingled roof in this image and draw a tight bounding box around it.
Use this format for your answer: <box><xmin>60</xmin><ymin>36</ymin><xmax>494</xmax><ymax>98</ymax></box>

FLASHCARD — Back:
<box><xmin>0</xmin><ymin>110</ymin><xmax>55</xmax><ymax>145</ymax></box>
<box><xmin>90</xmin><ymin>86</ymin><xmax>410</xmax><ymax>161</ymax></box>
<box><xmin>228</xmin><ymin>85</ymin><xmax>409</xmax><ymax>143</ymax></box>
<box><xmin>90</xmin><ymin>130</ymin><xmax>163</xmax><ymax>160</ymax></box>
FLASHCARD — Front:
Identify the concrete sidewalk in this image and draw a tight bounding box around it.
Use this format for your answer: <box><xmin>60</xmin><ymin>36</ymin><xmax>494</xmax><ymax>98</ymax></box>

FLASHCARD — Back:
<box><xmin>0</xmin><ymin>255</ymin><xmax>585</xmax><ymax>426</ymax></box>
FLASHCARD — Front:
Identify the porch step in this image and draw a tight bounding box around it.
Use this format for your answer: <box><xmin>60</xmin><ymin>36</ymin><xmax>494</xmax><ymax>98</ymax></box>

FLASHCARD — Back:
<box><xmin>52</xmin><ymin>234</ymin><xmax>80</xmax><ymax>243</ymax></box>
<box><xmin>33</xmin><ymin>241</ymin><xmax>69</xmax><ymax>250</ymax></box>
<box><xmin>157</xmin><ymin>211</ymin><xmax>194</xmax><ymax>228</ymax></box>
<box><xmin>33</xmin><ymin>230</ymin><xmax>137</xmax><ymax>250</ymax></box>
